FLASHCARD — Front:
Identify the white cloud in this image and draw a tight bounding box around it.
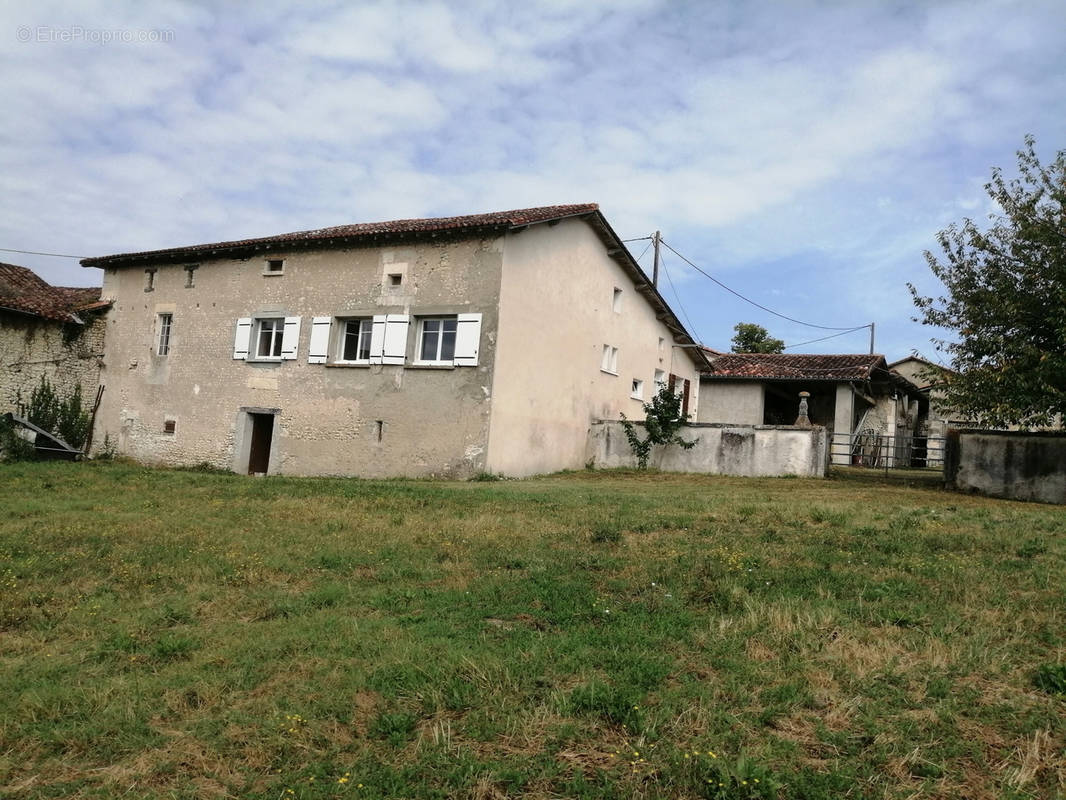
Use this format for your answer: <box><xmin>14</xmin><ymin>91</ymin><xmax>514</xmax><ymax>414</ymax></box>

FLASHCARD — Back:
<box><xmin>0</xmin><ymin>0</ymin><xmax>1062</xmax><ymax>360</ymax></box>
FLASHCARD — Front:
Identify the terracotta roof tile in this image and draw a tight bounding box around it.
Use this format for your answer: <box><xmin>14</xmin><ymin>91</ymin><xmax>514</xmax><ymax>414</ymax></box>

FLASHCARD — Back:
<box><xmin>82</xmin><ymin>203</ymin><xmax>600</xmax><ymax>268</ymax></box>
<box><xmin>0</xmin><ymin>262</ymin><xmax>103</xmax><ymax>321</ymax></box>
<box><xmin>705</xmin><ymin>353</ymin><xmax>886</xmax><ymax>381</ymax></box>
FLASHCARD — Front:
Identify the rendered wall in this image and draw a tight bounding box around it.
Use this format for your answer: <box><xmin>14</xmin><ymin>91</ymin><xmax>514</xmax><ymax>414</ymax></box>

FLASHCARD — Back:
<box><xmin>587</xmin><ymin>421</ymin><xmax>827</xmax><ymax>478</ymax></box>
<box><xmin>93</xmin><ymin>238</ymin><xmax>503</xmax><ymax>477</ymax></box>
<box><xmin>697</xmin><ymin>381</ymin><xmax>763</xmax><ymax>425</ymax></box>
<box><xmin>487</xmin><ymin>219</ymin><xmax>702</xmax><ymax>476</ymax></box>
<box><xmin>0</xmin><ymin>310</ymin><xmax>105</xmax><ymax>414</ymax></box>
<box><xmin>945</xmin><ymin>430</ymin><xmax>1066</xmax><ymax>504</ymax></box>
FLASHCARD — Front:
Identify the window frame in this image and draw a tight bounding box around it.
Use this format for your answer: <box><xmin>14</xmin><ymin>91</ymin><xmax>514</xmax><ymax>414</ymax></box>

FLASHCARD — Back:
<box><xmin>416</xmin><ymin>316</ymin><xmax>459</xmax><ymax>365</ymax></box>
<box><xmin>600</xmin><ymin>344</ymin><xmax>619</xmax><ymax>375</ymax></box>
<box><xmin>631</xmin><ymin>378</ymin><xmax>644</xmax><ymax>400</ymax></box>
<box><xmin>263</xmin><ymin>258</ymin><xmax>285</xmax><ymax>276</ymax></box>
<box><xmin>336</xmin><ymin>317</ymin><xmax>374</xmax><ymax>364</ymax></box>
<box><xmin>254</xmin><ymin>317</ymin><xmax>285</xmax><ymax>360</ymax></box>
<box><xmin>157</xmin><ymin>313</ymin><xmax>172</xmax><ymax>356</ymax></box>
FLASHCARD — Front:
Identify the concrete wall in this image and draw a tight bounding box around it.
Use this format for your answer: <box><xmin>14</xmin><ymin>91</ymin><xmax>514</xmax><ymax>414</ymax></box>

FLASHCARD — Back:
<box><xmin>486</xmin><ymin>219</ymin><xmax>702</xmax><ymax>476</ymax></box>
<box><xmin>93</xmin><ymin>238</ymin><xmax>504</xmax><ymax>477</ymax></box>
<box><xmin>0</xmin><ymin>310</ymin><xmax>106</xmax><ymax>414</ymax></box>
<box><xmin>945</xmin><ymin>429</ymin><xmax>1066</xmax><ymax>504</ymax></box>
<box><xmin>697</xmin><ymin>381</ymin><xmax>763</xmax><ymax>425</ymax></box>
<box><xmin>587</xmin><ymin>420</ymin><xmax>827</xmax><ymax>477</ymax></box>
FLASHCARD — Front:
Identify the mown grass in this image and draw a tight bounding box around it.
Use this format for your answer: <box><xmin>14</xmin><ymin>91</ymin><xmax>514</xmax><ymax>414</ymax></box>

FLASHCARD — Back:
<box><xmin>0</xmin><ymin>461</ymin><xmax>1064</xmax><ymax>799</ymax></box>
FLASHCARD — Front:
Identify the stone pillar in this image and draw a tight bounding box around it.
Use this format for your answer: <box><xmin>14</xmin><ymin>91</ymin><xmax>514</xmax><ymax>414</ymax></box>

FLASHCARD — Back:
<box><xmin>832</xmin><ymin>384</ymin><xmax>854</xmax><ymax>465</ymax></box>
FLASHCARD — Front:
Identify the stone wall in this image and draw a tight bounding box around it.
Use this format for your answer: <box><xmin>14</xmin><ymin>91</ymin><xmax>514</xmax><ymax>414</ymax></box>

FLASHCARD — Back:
<box><xmin>94</xmin><ymin>238</ymin><xmax>504</xmax><ymax>478</ymax></box>
<box><xmin>587</xmin><ymin>420</ymin><xmax>827</xmax><ymax>478</ymax></box>
<box><xmin>0</xmin><ymin>310</ymin><xmax>105</xmax><ymax>414</ymax></box>
<box><xmin>945</xmin><ymin>429</ymin><xmax>1066</xmax><ymax>504</ymax></box>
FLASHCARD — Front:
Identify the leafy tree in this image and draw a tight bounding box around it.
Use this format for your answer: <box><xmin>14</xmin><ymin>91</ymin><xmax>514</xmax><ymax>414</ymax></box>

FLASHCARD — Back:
<box><xmin>908</xmin><ymin>136</ymin><xmax>1065</xmax><ymax>428</ymax></box>
<box><xmin>620</xmin><ymin>383</ymin><xmax>698</xmax><ymax>469</ymax></box>
<box><xmin>730</xmin><ymin>323</ymin><xmax>785</xmax><ymax>354</ymax></box>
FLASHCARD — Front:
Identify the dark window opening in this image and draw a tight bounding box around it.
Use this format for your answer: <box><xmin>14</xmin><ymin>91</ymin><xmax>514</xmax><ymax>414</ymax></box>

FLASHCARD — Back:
<box><xmin>265</xmin><ymin>259</ymin><xmax>284</xmax><ymax>273</ymax></box>
<box><xmin>163</xmin><ymin>419</ymin><xmax>176</xmax><ymax>435</ymax></box>
<box><xmin>388</xmin><ymin>273</ymin><xmax>402</xmax><ymax>287</ymax></box>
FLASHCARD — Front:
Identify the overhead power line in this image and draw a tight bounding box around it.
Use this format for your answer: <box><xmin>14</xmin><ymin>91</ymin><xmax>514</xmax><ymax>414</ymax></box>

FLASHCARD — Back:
<box><xmin>0</xmin><ymin>246</ymin><xmax>88</xmax><ymax>259</ymax></box>
<box><xmin>658</xmin><ymin>251</ymin><xmax>702</xmax><ymax>343</ymax></box>
<box><xmin>783</xmin><ymin>326</ymin><xmax>870</xmax><ymax>350</ymax></box>
<box><xmin>658</xmin><ymin>239</ymin><xmax>866</xmax><ymax>332</ymax></box>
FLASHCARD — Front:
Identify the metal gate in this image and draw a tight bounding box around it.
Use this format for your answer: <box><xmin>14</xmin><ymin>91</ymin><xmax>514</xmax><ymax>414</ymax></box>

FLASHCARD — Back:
<box><xmin>829</xmin><ymin>430</ymin><xmax>946</xmax><ymax>472</ymax></box>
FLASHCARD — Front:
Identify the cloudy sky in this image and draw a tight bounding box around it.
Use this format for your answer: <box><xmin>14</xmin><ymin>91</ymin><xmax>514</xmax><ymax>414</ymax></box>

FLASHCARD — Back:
<box><xmin>2</xmin><ymin>0</ymin><xmax>1063</xmax><ymax>360</ymax></box>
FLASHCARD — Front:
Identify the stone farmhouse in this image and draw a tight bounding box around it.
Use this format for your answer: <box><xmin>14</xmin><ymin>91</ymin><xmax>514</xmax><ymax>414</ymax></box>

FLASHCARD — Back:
<box><xmin>81</xmin><ymin>204</ymin><xmax>707</xmax><ymax>477</ymax></box>
<box><xmin>0</xmin><ymin>262</ymin><xmax>108</xmax><ymax>414</ymax></box>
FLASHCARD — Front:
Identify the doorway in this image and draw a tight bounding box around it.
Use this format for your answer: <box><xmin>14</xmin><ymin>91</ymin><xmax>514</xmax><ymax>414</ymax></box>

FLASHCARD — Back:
<box><xmin>248</xmin><ymin>413</ymin><xmax>274</xmax><ymax>474</ymax></box>
<box><xmin>235</xmin><ymin>407</ymin><xmax>279</xmax><ymax>475</ymax></box>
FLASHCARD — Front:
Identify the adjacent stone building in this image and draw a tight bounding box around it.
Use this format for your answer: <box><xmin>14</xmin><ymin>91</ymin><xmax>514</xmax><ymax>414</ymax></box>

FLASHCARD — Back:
<box><xmin>0</xmin><ymin>262</ymin><xmax>108</xmax><ymax>415</ymax></box>
<box><xmin>697</xmin><ymin>353</ymin><xmax>926</xmax><ymax>466</ymax></box>
<box><xmin>81</xmin><ymin>204</ymin><xmax>706</xmax><ymax>477</ymax></box>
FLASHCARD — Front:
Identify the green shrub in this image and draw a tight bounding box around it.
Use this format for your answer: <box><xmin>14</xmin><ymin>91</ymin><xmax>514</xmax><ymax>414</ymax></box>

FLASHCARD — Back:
<box><xmin>14</xmin><ymin>377</ymin><xmax>91</xmax><ymax>451</ymax></box>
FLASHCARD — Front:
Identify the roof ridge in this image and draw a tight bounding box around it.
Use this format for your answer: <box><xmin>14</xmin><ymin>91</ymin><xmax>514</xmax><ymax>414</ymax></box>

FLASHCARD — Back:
<box><xmin>82</xmin><ymin>203</ymin><xmax>600</xmax><ymax>268</ymax></box>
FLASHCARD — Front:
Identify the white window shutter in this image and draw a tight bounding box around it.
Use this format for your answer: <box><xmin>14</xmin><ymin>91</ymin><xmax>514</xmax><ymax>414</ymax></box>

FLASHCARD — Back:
<box><xmin>381</xmin><ymin>314</ymin><xmax>410</xmax><ymax>365</ymax></box>
<box><xmin>368</xmin><ymin>315</ymin><xmax>387</xmax><ymax>364</ymax></box>
<box><xmin>453</xmin><ymin>313</ymin><xmax>482</xmax><ymax>366</ymax></box>
<box><xmin>307</xmin><ymin>316</ymin><xmax>331</xmax><ymax>364</ymax></box>
<box><xmin>281</xmin><ymin>316</ymin><xmax>301</xmax><ymax>360</ymax></box>
<box><xmin>233</xmin><ymin>317</ymin><xmax>252</xmax><ymax>360</ymax></box>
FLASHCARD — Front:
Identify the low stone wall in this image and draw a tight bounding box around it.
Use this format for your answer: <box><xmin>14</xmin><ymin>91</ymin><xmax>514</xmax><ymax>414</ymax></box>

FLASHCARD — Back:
<box><xmin>587</xmin><ymin>421</ymin><xmax>827</xmax><ymax>478</ymax></box>
<box><xmin>945</xmin><ymin>429</ymin><xmax>1066</xmax><ymax>504</ymax></box>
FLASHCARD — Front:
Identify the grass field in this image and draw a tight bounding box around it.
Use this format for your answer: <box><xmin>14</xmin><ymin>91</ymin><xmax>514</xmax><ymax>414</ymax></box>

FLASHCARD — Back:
<box><xmin>0</xmin><ymin>462</ymin><xmax>1063</xmax><ymax>799</ymax></box>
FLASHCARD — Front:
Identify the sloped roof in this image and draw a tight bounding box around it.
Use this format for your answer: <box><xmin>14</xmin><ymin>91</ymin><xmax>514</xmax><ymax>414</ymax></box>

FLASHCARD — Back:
<box><xmin>80</xmin><ymin>204</ymin><xmax>600</xmax><ymax>268</ymax></box>
<box><xmin>0</xmin><ymin>262</ymin><xmax>103</xmax><ymax>322</ymax></box>
<box><xmin>79</xmin><ymin>203</ymin><xmax>712</xmax><ymax>371</ymax></box>
<box><xmin>704</xmin><ymin>353</ymin><xmax>887</xmax><ymax>381</ymax></box>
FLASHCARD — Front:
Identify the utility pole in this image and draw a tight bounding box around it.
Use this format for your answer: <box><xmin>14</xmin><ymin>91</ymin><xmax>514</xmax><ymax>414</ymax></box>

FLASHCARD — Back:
<box><xmin>652</xmin><ymin>230</ymin><xmax>661</xmax><ymax>287</ymax></box>
<box><xmin>869</xmin><ymin>322</ymin><xmax>875</xmax><ymax>354</ymax></box>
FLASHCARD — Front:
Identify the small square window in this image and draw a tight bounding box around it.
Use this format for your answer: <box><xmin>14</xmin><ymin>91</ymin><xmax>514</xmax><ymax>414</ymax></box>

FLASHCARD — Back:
<box><xmin>612</xmin><ymin>287</ymin><xmax>623</xmax><ymax>313</ymax></box>
<box><xmin>418</xmin><ymin>317</ymin><xmax>458</xmax><ymax>364</ymax></box>
<box><xmin>265</xmin><ymin>259</ymin><xmax>284</xmax><ymax>274</ymax></box>
<box><xmin>256</xmin><ymin>318</ymin><xmax>285</xmax><ymax>358</ymax></box>
<box><xmin>339</xmin><ymin>318</ymin><xmax>373</xmax><ymax>363</ymax></box>
<box><xmin>387</xmin><ymin>273</ymin><xmax>403</xmax><ymax>287</ymax></box>
<box><xmin>157</xmin><ymin>313</ymin><xmax>172</xmax><ymax>356</ymax></box>
<box><xmin>601</xmin><ymin>344</ymin><xmax>618</xmax><ymax>374</ymax></box>
<box><xmin>631</xmin><ymin>379</ymin><xmax>644</xmax><ymax>400</ymax></box>
<box><xmin>163</xmin><ymin>419</ymin><xmax>176</xmax><ymax>435</ymax></box>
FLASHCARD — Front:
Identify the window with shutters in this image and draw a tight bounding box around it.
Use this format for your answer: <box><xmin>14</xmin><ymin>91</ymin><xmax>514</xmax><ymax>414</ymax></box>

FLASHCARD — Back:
<box><xmin>233</xmin><ymin>316</ymin><xmax>301</xmax><ymax>361</ymax></box>
<box><xmin>413</xmin><ymin>314</ymin><xmax>482</xmax><ymax>367</ymax></box>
